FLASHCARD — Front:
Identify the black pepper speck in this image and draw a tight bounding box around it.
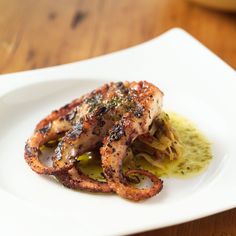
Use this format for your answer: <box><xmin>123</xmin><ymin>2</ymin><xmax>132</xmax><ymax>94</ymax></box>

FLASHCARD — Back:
<box><xmin>67</xmin><ymin>122</ymin><xmax>83</xmax><ymax>139</ymax></box>
<box><xmin>109</xmin><ymin>123</ymin><xmax>125</xmax><ymax>141</ymax></box>
<box><xmin>38</xmin><ymin>122</ymin><xmax>52</xmax><ymax>134</ymax></box>
<box><xmin>65</xmin><ymin>110</ymin><xmax>77</xmax><ymax>122</ymax></box>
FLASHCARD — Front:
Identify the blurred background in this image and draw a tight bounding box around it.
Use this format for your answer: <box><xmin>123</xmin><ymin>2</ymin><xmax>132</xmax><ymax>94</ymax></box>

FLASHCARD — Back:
<box><xmin>0</xmin><ymin>0</ymin><xmax>236</xmax><ymax>75</ymax></box>
<box><xmin>0</xmin><ymin>1</ymin><xmax>235</xmax><ymax>235</ymax></box>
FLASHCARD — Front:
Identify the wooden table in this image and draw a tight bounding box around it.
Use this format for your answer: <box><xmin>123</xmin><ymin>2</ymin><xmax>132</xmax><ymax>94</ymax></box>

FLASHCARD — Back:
<box><xmin>0</xmin><ymin>0</ymin><xmax>235</xmax><ymax>235</ymax></box>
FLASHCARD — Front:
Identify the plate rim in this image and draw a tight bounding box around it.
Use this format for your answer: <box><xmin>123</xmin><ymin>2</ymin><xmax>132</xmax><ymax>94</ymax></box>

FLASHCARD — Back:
<box><xmin>0</xmin><ymin>28</ymin><xmax>236</xmax><ymax>236</ymax></box>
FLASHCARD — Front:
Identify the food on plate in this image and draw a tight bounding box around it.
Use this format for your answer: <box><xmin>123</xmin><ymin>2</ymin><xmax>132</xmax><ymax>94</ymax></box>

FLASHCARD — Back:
<box><xmin>130</xmin><ymin>112</ymin><xmax>212</xmax><ymax>178</ymax></box>
<box><xmin>24</xmin><ymin>81</ymin><xmax>212</xmax><ymax>201</ymax></box>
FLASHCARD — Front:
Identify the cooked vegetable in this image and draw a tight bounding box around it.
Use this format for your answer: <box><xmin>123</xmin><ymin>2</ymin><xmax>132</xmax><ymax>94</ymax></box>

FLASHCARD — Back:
<box><xmin>75</xmin><ymin>111</ymin><xmax>212</xmax><ymax>180</ymax></box>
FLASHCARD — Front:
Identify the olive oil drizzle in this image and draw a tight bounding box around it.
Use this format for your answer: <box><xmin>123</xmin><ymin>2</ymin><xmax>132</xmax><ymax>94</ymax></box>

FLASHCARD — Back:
<box><xmin>66</xmin><ymin>112</ymin><xmax>213</xmax><ymax>180</ymax></box>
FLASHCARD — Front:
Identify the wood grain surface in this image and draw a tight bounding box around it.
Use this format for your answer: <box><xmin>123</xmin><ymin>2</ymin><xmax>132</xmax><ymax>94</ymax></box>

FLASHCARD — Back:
<box><xmin>0</xmin><ymin>0</ymin><xmax>236</xmax><ymax>235</ymax></box>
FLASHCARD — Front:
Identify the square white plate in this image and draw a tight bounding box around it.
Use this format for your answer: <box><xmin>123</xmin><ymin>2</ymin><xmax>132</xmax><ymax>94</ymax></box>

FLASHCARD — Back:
<box><xmin>0</xmin><ymin>28</ymin><xmax>236</xmax><ymax>236</ymax></box>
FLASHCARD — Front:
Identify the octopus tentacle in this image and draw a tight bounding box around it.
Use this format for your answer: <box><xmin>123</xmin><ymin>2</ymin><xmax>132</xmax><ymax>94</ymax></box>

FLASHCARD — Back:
<box><xmin>52</xmin><ymin>115</ymin><xmax>115</xmax><ymax>192</ymax></box>
<box><xmin>35</xmin><ymin>97</ymin><xmax>81</xmax><ymax>131</ymax></box>
<box><xmin>25</xmin><ymin>100</ymin><xmax>83</xmax><ymax>174</ymax></box>
<box><xmin>24</xmin><ymin>84</ymin><xmax>110</xmax><ymax>174</ymax></box>
<box><xmin>52</xmin><ymin>82</ymin><xmax>130</xmax><ymax>172</ymax></box>
<box><xmin>51</xmin><ymin>82</ymin><xmax>135</xmax><ymax>190</ymax></box>
<box><xmin>125</xmin><ymin>169</ymin><xmax>163</xmax><ymax>199</ymax></box>
<box><xmin>55</xmin><ymin>166</ymin><xmax>113</xmax><ymax>193</ymax></box>
<box><xmin>101</xmin><ymin>81</ymin><xmax>164</xmax><ymax>201</ymax></box>
<box><xmin>53</xmin><ymin>116</ymin><xmax>110</xmax><ymax>170</ymax></box>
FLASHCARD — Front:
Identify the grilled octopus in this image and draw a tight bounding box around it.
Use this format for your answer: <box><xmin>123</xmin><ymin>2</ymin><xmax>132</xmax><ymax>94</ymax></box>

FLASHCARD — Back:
<box><xmin>24</xmin><ymin>81</ymin><xmax>164</xmax><ymax>200</ymax></box>
<box><xmin>25</xmin><ymin>83</ymin><xmax>115</xmax><ymax>192</ymax></box>
<box><xmin>25</xmin><ymin>83</ymin><xmax>110</xmax><ymax>174</ymax></box>
<box><xmin>101</xmin><ymin>81</ymin><xmax>164</xmax><ymax>201</ymax></box>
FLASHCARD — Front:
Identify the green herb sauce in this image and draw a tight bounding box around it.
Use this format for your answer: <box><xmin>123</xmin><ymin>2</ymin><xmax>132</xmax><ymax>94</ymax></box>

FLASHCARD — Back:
<box><xmin>76</xmin><ymin>112</ymin><xmax>213</xmax><ymax>180</ymax></box>
<box><xmin>135</xmin><ymin>112</ymin><xmax>213</xmax><ymax>178</ymax></box>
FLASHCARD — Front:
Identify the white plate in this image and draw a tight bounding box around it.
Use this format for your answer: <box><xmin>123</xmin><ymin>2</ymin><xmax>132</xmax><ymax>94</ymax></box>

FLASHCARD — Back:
<box><xmin>0</xmin><ymin>28</ymin><xmax>236</xmax><ymax>236</ymax></box>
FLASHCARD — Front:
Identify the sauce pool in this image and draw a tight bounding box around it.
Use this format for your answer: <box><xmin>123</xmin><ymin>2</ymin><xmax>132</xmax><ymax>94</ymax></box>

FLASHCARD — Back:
<box><xmin>77</xmin><ymin>112</ymin><xmax>213</xmax><ymax>180</ymax></box>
